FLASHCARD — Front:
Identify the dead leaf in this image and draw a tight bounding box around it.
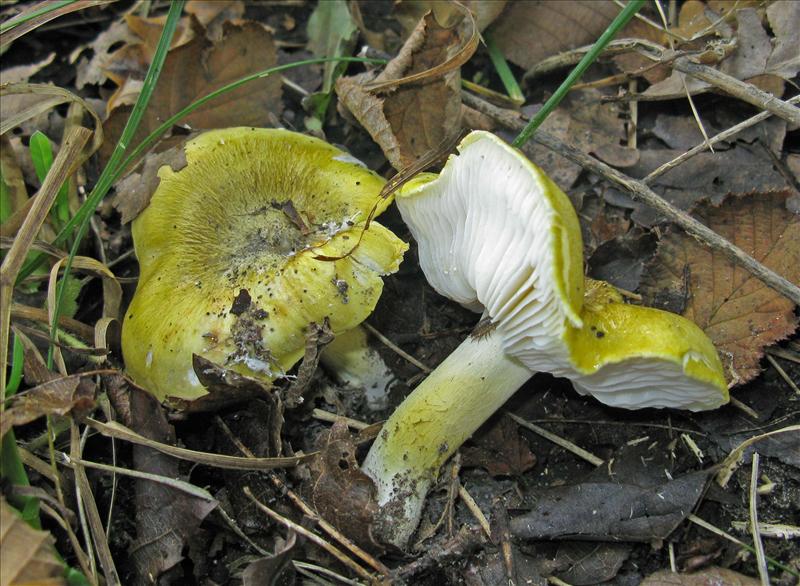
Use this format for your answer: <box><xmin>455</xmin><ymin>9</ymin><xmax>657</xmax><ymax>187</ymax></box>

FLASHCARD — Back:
<box><xmin>337</xmin><ymin>10</ymin><xmax>471</xmax><ymax>169</ymax></box>
<box><xmin>101</xmin><ymin>20</ymin><xmax>282</xmax><ymax>164</ymax></box>
<box><xmin>623</xmin><ymin>144</ymin><xmax>793</xmax><ymax>227</ymax></box>
<box><xmin>241</xmin><ymin>532</ymin><xmax>297</xmax><ymax>586</ymax></box>
<box><xmin>0</xmin><ymin>52</ymin><xmax>55</xmax><ymax>84</ymax></box>
<box><xmin>0</xmin><ymin>375</ymin><xmax>95</xmax><ymax>438</ymax></box>
<box><xmin>643</xmin><ymin>3</ymin><xmax>799</xmax><ymax>99</ymax></box>
<box><xmin>309</xmin><ymin>420</ymin><xmax>381</xmax><ymax>551</ymax></box>
<box><xmin>394</xmin><ymin>0</ymin><xmax>507</xmax><ymax>36</ymax></box>
<box><xmin>503</xmin><ymin>91</ymin><xmax>626</xmax><ymax>190</ymax></box>
<box><xmin>0</xmin><ymin>497</ymin><xmax>65</xmax><ymax>586</ymax></box>
<box><xmin>487</xmin><ymin>1</ymin><xmax>619</xmax><ymax>70</ymax></box>
<box><xmin>641</xmin><ymin>567</ymin><xmax>760</xmax><ymax>586</ymax></box>
<box><xmin>641</xmin><ymin>193</ymin><xmax>800</xmax><ymax>384</ymax></box>
<box><xmin>113</xmin><ymin>140</ymin><xmax>188</xmax><ymax>224</ymax></box>
<box><xmin>510</xmin><ymin>470</ymin><xmax>710</xmax><ymax>542</ymax></box>
<box><xmin>127</xmin><ymin>385</ymin><xmax>218</xmax><ymax>583</ymax></box>
<box><xmin>765</xmin><ymin>1</ymin><xmax>800</xmax><ymax>80</ymax></box>
<box><xmin>185</xmin><ymin>0</ymin><xmax>245</xmax><ymax>41</ymax></box>
<box><xmin>552</xmin><ymin>542</ymin><xmax>630</xmax><ymax>586</ymax></box>
<box><xmin>461</xmin><ymin>416</ymin><xmax>536</xmax><ymax>476</ymax></box>
<box><xmin>284</xmin><ymin>319</ymin><xmax>334</xmax><ymax>408</ymax></box>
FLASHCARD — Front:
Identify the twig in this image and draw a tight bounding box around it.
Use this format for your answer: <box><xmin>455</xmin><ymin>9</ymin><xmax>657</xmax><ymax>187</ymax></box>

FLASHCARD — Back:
<box><xmin>716</xmin><ymin>425</ymin><xmax>800</xmax><ymax>488</ymax></box>
<box><xmin>292</xmin><ymin>560</ymin><xmax>364</xmax><ymax>586</ymax></box>
<box><xmin>729</xmin><ymin>397</ymin><xmax>760</xmax><ymax>420</ymax></box>
<box><xmin>312</xmin><ymin>408</ymin><xmax>370</xmax><ymax>431</ymax></box>
<box><xmin>750</xmin><ymin>453</ymin><xmax>770</xmax><ymax>585</ymax></box>
<box><xmin>457</xmin><ymin>485</ymin><xmax>491</xmax><ymax>539</ymax></box>
<box><xmin>645</xmin><ymin>95</ymin><xmax>800</xmax><ymax>183</ymax></box>
<box><xmin>392</xmin><ymin>525</ymin><xmax>484</xmax><ymax>581</ymax></box>
<box><xmin>765</xmin><ymin>355</ymin><xmax>800</xmax><ymax>396</ymax></box>
<box><xmin>688</xmin><ymin>514</ymin><xmax>798</xmax><ymax>577</ymax></box>
<box><xmin>731</xmin><ymin>521</ymin><xmax>800</xmax><ymax>540</ymax></box>
<box><xmin>673</xmin><ymin>57</ymin><xmax>800</xmax><ymax>126</ymax></box>
<box><xmin>506</xmin><ymin>412</ymin><xmax>604</xmax><ymax>467</ymax></box>
<box><xmin>461</xmin><ymin>91</ymin><xmax>800</xmax><ymax>305</ymax></box>
<box><xmin>214</xmin><ymin>417</ymin><xmax>390</xmax><ymax>577</ymax></box>
<box><xmin>362</xmin><ymin>323</ymin><xmax>431</xmax><ymax>373</ymax></box>
<box><xmin>243</xmin><ymin>486</ymin><xmax>377</xmax><ymax>584</ymax></box>
<box><xmin>71</xmin><ymin>421</ymin><xmax>120</xmax><ymax>585</ymax></box>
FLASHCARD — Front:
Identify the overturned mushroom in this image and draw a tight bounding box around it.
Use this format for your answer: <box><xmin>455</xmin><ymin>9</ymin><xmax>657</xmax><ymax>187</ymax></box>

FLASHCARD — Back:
<box><xmin>122</xmin><ymin>128</ymin><xmax>407</xmax><ymax>400</ymax></box>
<box><xmin>363</xmin><ymin>130</ymin><xmax>727</xmax><ymax>547</ymax></box>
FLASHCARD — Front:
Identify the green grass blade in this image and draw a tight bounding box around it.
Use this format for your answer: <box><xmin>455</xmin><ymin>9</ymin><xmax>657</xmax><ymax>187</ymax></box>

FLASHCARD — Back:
<box><xmin>29</xmin><ymin>131</ymin><xmax>70</xmax><ymax>225</ymax></box>
<box><xmin>512</xmin><ymin>0</ymin><xmax>646</xmax><ymax>148</ymax></box>
<box><xmin>5</xmin><ymin>333</ymin><xmax>23</xmax><ymax>397</ymax></box>
<box><xmin>46</xmin><ymin>0</ymin><xmax>186</xmax><ymax>367</ymax></box>
<box><xmin>0</xmin><ymin>0</ymin><xmax>75</xmax><ymax>33</ymax></box>
<box><xmin>484</xmin><ymin>31</ymin><xmax>524</xmax><ymax>106</ymax></box>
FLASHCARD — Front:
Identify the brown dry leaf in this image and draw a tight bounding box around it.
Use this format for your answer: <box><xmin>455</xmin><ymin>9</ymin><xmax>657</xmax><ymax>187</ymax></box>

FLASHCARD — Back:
<box><xmin>0</xmin><ymin>497</ymin><xmax>65</xmax><ymax>586</ymax></box>
<box><xmin>73</xmin><ymin>14</ymin><xmax>196</xmax><ymax>91</ymax></box>
<box><xmin>644</xmin><ymin>4</ymin><xmax>799</xmax><ymax>99</ymax></box>
<box><xmin>510</xmin><ymin>90</ymin><xmax>626</xmax><ymax>190</ymax></box>
<box><xmin>0</xmin><ymin>52</ymin><xmax>55</xmax><ymax>84</ymax></box>
<box><xmin>185</xmin><ymin>0</ymin><xmax>245</xmax><ymax>40</ymax></box>
<box><xmin>0</xmin><ymin>375</ymin><xmax>95</xmax><ymax>438</ymax></box>
<box><xmin>641</xmin><ymin>567</ymin><xmax>760</xmax><ymax>586</ymax></box>
<box><xmin>113</xmin><ymin>140</ymin><xmax>188</xmax><ymax>224</ymax></box>
<box><xmin>309</xmin><ymin>420</ymin><xmax>381</xmax><ymax>550</ymax></box>
<box><xmin>101</xmin><ymin>21</ymin><xmax>282</xmax><ymax>164</ymax></box>
<box><xmin>394</xmin><ymin>0</ymin><xmax>507</xmax><ymax>35</ymax></box>
<box><xmin>488</xmin><ymin>1</ymin><xmax>619</xmax><ymax>70</ymax></box>
<box><xmin>640</xmin><ymin>193</ymin><xmax>800</xmax><ymax>384</ymax></box>
<box><xmin>461</xmin><ymin>415</ymin><xmax>536</xmax><ymax>476</ymax></box>
<box><xmin>126</xmin><ymin>385</ymin><xmax>218</xmax><ymax>582</ymax></box>
<box><xmin>337</xmin><ymin>10</ymin><xmax>472</xmax><ymax>169</ymax></box>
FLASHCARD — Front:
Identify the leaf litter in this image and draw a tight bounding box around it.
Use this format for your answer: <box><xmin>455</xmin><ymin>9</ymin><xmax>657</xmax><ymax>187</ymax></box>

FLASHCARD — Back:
<box><xmin>2</xmin><ymin>1</ymin><xmax>800</xmax><ymax>585</ymax></box>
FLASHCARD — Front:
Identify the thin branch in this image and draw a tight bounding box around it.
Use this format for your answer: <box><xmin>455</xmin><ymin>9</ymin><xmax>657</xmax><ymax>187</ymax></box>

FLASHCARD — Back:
<box><xmin>673</xmin><ymin>57</ymin><xmax>800</xmax><ymax>126</ymax></box>
<box><xmin>243</xmin><ymin>486</ymin><xmax>377</xmax><ymax>583</ymax></box>
<box><xmin>749</xmin><ymin>453</ymin><xmax>770</xmax><ymax>585</ymax></box>
<box><xmin>644</xmin><ymin>95</ymin><xmax>800</xmax><ymax>183</ymax></box>
<box><xmin>461</xmin><ymin>91</ymin><xmax>800</xmax><ymax>306</ymax></box>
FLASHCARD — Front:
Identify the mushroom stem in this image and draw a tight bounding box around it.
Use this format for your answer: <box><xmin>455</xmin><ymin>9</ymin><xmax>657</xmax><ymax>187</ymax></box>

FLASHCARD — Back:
<box><xmin>362</xmin><ymin>328</ymin><xmax>531</xmax><ymax>548</ymax></box>
<box><xmin>320</xmin><ymin>326</ymin><xmax>395</xmax><ymax>410</ymax></box>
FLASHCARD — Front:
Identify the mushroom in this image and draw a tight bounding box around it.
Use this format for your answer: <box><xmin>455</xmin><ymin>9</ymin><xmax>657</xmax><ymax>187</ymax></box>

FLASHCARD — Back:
<box><xmin>319</xmin><ymin>326</ymin><xmax>396</xmax><ymax>410</ymax></box>
<box><xmin>362</xmin><ymin>130</ymin><xmax>728</xmax><ymax>547</ymax></box>
<box><xmin>122</xmin><ymin>127</ymin><xmax>407</xmax><ymax>400</ymax></box>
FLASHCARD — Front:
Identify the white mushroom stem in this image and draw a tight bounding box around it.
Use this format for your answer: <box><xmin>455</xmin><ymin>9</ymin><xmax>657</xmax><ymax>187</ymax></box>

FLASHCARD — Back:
<box><xmin>362</xmin><ymin>328</ymin><xmax>531</xmax><ymax>548</ymax></box>
<box><xmin>320</xmin><ymin>326</ymin><xmax>395</xmax><ymax>410</ymax></box>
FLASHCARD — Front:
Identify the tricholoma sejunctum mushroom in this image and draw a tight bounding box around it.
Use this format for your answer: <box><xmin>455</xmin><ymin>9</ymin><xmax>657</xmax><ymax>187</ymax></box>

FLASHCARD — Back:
<box><xmin>362</xmin><ymin>130</ymin><xmax>728</xmax><ymax>547</ymax></box>
<box><xmin>122</xmin><ymin>128</ymin><xmax>407</xmax><ymax>400</ymax></box>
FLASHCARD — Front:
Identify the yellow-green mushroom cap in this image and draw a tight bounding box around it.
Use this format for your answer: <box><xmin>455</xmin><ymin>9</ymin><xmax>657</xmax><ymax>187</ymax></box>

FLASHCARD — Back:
<box><xmin>122</xmin><ymin>128</ymin><xmax>407</xmax><ymax>400</ymax></box>
<box><xmin>562</xmin><ymin>280</ymin><xmax>728</xmax><ymax>410</ymax></box>
<box><xmin>396</xmin><ymin>130</ymin><xmax>727</xmax><ymax>411</ymax></box>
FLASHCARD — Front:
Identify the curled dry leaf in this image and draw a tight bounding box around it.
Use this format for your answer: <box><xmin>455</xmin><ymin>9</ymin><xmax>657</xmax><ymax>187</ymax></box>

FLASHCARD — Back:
<box><xmin>336</xmin><ymin>9</ymin><xmax>476</xmax><ymax>169</ymax></box>
<box><xmin>0</xmin><ymin>375</ymin><xmax>95</xmax><ymax>438</ymax></box>
<box><xmin>309</xmin><ymin>420</ymin><xmax>382</xmax><ymax>551</ymax></box>
<box><xmin>394</xmin><ymin>0</ymin><xmax>507</xmax><ymax>36</ymax></box>
<box><xmin>488</xmin><ymin>0</ymin><xmax>619</xmax><ymax>70</ymax></box>
<box><xmin>641</xmin><ymin>193</ymin><xmax>800</xmax><ymax>384</ymax></box>
<box><xmin>0</xmin><ymin>497</ymin><xmax>65</xmax><ymax>586</ymax></box>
